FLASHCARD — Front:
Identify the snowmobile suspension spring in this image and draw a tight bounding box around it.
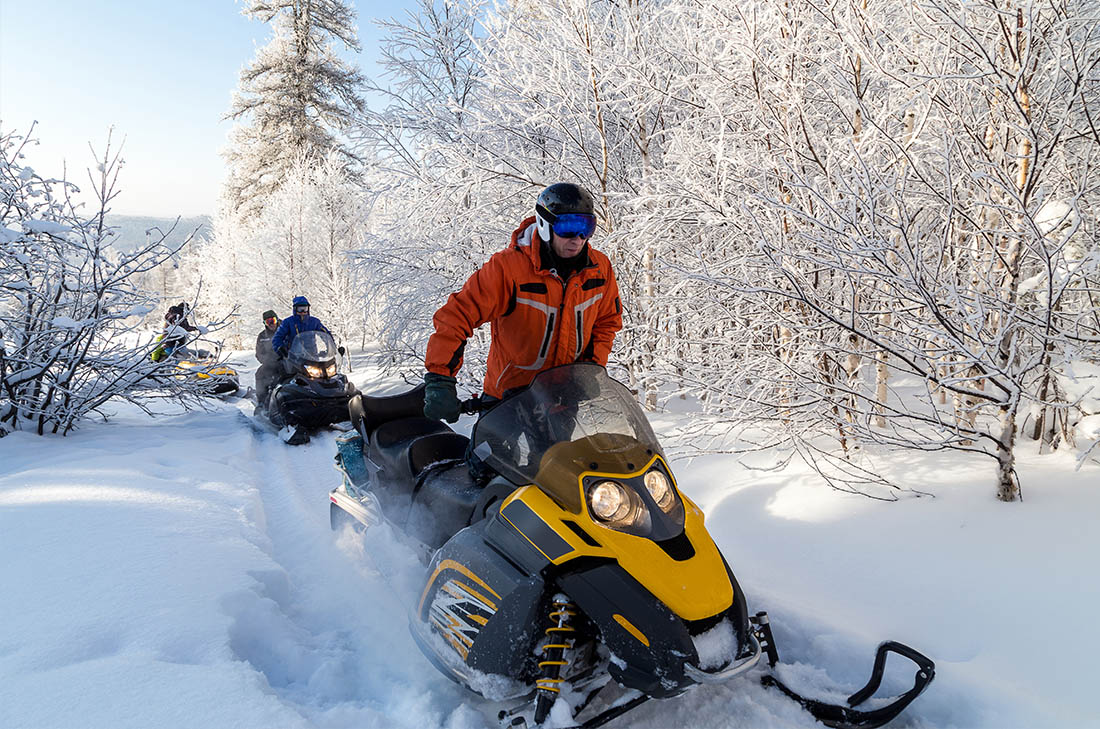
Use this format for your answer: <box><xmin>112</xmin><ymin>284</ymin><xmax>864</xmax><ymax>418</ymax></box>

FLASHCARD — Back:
<box><xmin>534</xmin><ymin>597</ymin><xmax>576</xmax><ymax>723</ymax></box>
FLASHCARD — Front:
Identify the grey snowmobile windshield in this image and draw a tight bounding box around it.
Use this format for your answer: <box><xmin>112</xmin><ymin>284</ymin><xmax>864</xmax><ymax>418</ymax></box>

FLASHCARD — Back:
<box><xmin>470</xmin><ymin>363</ymin><xmax>665</xmax><ymax>512</ymax></box>
<box><xmin>288</xmin><ymin>330</ymin><xmax>337</xmax><ymax>362</ymax></box>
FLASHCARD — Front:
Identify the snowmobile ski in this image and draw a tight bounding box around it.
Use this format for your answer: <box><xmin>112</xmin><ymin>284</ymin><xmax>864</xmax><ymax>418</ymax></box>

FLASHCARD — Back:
<box><xmin>498</xmin><ymin>690</ymin><xmax>650</xmax><ymax>729</ymax></box>
<box><xmin>752</xmin><ymin>614</ymin><xmax>935</xmax><ymax>729</ymax></box>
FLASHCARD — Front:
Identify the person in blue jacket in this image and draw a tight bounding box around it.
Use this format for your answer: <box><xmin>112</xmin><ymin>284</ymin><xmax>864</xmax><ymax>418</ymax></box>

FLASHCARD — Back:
<box><xmin>271</xmin><ymin>296</ymin><xmax>331</xmax><ymax>358</ymax></box>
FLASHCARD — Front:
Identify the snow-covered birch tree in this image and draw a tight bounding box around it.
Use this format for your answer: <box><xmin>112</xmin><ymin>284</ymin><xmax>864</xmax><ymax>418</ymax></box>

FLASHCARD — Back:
<box><xmin>346</xmin><ymin>0</ymin><xmax>1100</xmax><ymax>500</ymax></box>
<box><xmin>0</xmin><ymin>127</ymin><xmax>227</xmax><ymax>436</ymax></box>
<box><xmin>650</xmin><ymin>0</ymin><xmax>1100</xmax><ymax>500</ymax></box>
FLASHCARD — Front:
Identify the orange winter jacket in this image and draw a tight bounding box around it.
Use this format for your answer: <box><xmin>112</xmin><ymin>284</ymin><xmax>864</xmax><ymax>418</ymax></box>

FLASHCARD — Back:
<box><xmin>425</xmin><ymin>217</ymin><xmax>623</xmax><ymax>399</ymax></box>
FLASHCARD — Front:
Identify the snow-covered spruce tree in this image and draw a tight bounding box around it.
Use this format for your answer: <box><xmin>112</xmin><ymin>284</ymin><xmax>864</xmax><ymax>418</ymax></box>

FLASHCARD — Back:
<box><xmin>0</xmin><ymin>128</ymin><xmax>227</xmax><ymax>436</ymax></box>
<box><xmin>223</xmin><ymin>0</ymin><xmax>366</xmax><ymax>221</ymax></box>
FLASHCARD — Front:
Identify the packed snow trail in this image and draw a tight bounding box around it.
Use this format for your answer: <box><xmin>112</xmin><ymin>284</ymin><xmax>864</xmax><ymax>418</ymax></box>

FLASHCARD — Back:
<box><xmin>226</xmin><ymin>412</ymin><xmax>485</xmax><ymax>727</ymax></box>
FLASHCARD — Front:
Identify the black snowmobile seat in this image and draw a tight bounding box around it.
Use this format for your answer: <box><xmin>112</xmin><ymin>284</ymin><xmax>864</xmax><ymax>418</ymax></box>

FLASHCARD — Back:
<box><xmin>407</xmin><ymin>431</ymin><xmax>469</xmax><ymax>476</ymax></box>
<box><xmin>358</xmin><ymin>383</ymin><xmax>428</xmax><ymax>437</ymax></box>
<box><xmin>367</xmin><ymin>417</ymin><xmax>452</xmax><ymax>493</ymax></box>
<box><xmin>371</xmin><ymin>417</ymin><xmax>450</xmax><ymax>451</ymax></box>
<box><xmin>406</xmin><ymin>451</ymin><xmax>482</xmax><ymax>550</ymax></box>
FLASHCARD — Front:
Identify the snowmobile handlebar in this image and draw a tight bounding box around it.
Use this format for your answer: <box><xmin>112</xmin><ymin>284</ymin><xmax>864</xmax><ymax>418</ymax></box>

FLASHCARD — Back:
<box><xmin>458</xmin><ymin>396</ymin><xmax>487</xmax><ymax>415</ymax></box>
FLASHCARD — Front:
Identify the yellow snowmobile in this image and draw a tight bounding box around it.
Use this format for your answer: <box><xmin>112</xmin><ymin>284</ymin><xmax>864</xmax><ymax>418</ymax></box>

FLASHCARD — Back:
<box><xmin>329</xmin><ymin>363</ymin><xmax>934</xmax><ymax>729</ymax></box>
<box><xmin>152</xmin><ymin>337</ymin><xmax>241</xmax><ymax>396</ymax></box>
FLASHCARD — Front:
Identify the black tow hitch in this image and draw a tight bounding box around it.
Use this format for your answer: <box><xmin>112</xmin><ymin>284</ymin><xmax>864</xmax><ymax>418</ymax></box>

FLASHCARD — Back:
<box><xmin>751</xmin><ymin>613</ymin><xmax>935</xmax><ymax>729</ymax></box>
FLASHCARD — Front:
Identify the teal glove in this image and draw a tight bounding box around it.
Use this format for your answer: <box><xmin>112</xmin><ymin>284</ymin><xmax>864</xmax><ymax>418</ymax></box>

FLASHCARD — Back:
<box><xmin>423</xmin><ymin>372</ymin><xmax>460</xmax><ymax>423</ymax></box>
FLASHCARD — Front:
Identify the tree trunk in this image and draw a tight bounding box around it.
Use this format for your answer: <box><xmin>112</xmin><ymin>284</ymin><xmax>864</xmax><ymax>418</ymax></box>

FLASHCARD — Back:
<box><xmin>996</xmin><ymin>399</ymin><xmax>1021</xmax><ymax>501</ymax></box>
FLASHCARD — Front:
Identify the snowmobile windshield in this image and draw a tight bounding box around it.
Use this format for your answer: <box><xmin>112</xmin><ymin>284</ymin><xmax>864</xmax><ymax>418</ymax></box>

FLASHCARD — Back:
<box><xmin>470</xmin><ymin>363</ymin><xmax>666</xmax><ymax>514</ymax></box>
<box><xmin>288</xmin><ymin>330</ymin><xmax>337</xmax><ymax>363</ymax></box>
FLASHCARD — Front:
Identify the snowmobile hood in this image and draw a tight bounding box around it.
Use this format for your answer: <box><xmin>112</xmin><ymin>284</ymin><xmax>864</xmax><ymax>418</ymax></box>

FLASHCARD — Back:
<box><xmin>497</xmin><ymin>485</ymin><xmax>734</xmax><ymax>622</ymax></box>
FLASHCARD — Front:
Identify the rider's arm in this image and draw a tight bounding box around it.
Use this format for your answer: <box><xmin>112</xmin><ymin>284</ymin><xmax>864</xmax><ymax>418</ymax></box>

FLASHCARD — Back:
<box><xmin>271</xmin><ymin>319</ymin><xmax>291</xmax><ymax>352</ymax></box>
<box><xmin>255</xmin><ymin>332</ymin><xmax>267</xmax><ymax>363</ymax></box>
<box><xmin>425</xmin><ymin>255</ymin><xmax>510</xmax><ymax>378</ymax></box>
<box><xmin>583</xmin><ymin>258</ymin><xmax>623</xmax><ymax>366</ymax></box>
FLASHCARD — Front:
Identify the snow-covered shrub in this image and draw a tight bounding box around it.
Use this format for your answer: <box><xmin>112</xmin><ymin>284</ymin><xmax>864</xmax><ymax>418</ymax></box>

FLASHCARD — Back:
<box><xmin>0</xmin><ymin>127</ymin><xmax>217</xmax><ymax>436</ymax></box>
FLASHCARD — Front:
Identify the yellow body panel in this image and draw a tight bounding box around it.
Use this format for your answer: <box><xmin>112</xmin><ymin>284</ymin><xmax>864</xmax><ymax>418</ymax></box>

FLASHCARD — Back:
<box><xmin>177</xmin><ymin>360</ymin><xmax>237</xmax><ymax>380</ymax></box>
<box><xmin>501</xmin><ymin>458</ymin><xmax>734</xmax><ymax>623</ymax></box>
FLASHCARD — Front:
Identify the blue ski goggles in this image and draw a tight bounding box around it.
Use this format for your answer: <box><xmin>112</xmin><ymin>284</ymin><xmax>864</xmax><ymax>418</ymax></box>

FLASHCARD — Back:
<box><xmin>551</xmin><ymin>213</ymin><xmax>597</xmax><ymax>240</ymax></box>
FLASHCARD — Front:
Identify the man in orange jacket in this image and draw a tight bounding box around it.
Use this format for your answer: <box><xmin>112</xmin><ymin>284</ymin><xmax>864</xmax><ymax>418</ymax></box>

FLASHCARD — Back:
<box><xmin>423</xmin><ymin>182</ymin><xmax>623</xmax><ymax>423</ymax></box>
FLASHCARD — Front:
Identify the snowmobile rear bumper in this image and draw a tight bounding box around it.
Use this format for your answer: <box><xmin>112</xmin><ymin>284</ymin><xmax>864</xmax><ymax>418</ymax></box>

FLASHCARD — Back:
<box><xmin>207</xmin><ymin>378</ymin><xmax>240</xmax><ymax>395</ymax></box>
<box><xmin>753</xmin><ymin>613</ymin><xmax>935</xmax><ymax>729</ymax></box>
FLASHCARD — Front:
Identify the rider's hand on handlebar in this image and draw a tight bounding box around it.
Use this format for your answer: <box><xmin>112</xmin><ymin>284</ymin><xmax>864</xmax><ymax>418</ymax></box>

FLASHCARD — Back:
<box><xmin>423</xmin><ymin>372</ymin><xmax>460</xmax><ymax>423</ymax></box>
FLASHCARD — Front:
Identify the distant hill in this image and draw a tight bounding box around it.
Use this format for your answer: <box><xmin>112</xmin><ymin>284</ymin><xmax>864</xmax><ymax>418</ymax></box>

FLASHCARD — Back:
<box><xmin>105</xmin><ymin>215</ymin><xmax>212</xmax><ymax>253</ymax></box>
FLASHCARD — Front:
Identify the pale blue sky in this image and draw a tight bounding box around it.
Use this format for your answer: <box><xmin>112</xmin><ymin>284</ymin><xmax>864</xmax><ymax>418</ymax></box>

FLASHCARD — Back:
<box><xmin>0</xmin><ymin>0</ymin><xmax>412</xmax><ymax>217</ymax></box>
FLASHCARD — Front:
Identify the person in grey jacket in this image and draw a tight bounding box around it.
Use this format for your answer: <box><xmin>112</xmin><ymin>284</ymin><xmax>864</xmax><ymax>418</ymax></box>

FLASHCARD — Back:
<box><xmin>254</xmin><ymin>310</ymin><xmax>280</xmax><ymax>406</ymax></box>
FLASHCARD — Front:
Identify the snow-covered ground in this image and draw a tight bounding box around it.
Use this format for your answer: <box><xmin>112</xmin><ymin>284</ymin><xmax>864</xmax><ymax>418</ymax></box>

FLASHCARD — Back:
<box><xmin>2</xmin><ymin>353</ymin><xmax>1097</xmax><ymax>729</ymax></box>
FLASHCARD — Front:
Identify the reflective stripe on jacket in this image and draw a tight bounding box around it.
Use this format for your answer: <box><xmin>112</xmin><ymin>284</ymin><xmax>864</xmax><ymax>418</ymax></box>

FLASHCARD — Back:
<box><xmin>425</xmin><ymin>216</ymin><xmax>623</xmax><ymax>399</ymax></box>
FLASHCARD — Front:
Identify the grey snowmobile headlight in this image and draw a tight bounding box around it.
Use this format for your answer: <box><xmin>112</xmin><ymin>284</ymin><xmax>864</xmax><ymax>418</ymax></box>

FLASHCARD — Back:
<box><xmin>325</xmin><ymin>363</ymin><xmax>337</xmax><ymax>378</ymax></box>
<box><xmin>644</xmin><ymin>469</ymin><xmax>675</xmax><ymax>511</ymax></box>
<box><xmin>305</xmin><ymin>364</ymin><xmax>325</xmax><ymax>379</ymax></box>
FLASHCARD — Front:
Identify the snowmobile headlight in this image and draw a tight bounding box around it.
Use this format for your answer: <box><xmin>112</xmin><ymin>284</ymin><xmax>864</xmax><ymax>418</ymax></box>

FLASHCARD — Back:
<box><xmin>325</xmin><ymin>363</ymin><xmax>337</xmax><ymax>377</ymax></box>
<box><xmin>589</xmin><ymin>481</ymin><xmax>632</xmax><ymax>522</ymax></box>
<box><xmin>644</xmin><ymin>469</ymin><xmax>675</xmax><ymax>511</ymax></box>
<box><xmin>305</xmin><ymin>364</ymin><xmax>325</xmax><ymax>379</ymax></box>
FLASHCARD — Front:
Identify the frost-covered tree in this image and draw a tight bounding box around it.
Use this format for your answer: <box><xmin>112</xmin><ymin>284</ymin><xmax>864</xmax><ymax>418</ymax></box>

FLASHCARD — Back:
<box><xmin>347</xmin><ymin>0</ymin><xmax>498</xmax><ymax>387</ymax></box>
<box><xmin>644</xmin><ymin>0</ymin><xmax>1100</xmax><ymax>500</ymax></box>
<box><xmin>353</xmin><ymin>0</ymin><xmax>694</xmax><ymax>398</ymax></box>
<box><xmin>182</xmin><ymin>153</ymin><xmax>369</xmax><ymax>351</ymax></box>
<box><xmin>224</xmin><ymin>0</ymin><xmax>366</xmax><ymax>220</ymax></box>
<box><xmin>0</xmin><ymin>127</ymin><xmax>227</xmax><ymax>436</ymax></box>
<box><xmin>349</xmin><ymin>0</ymin><xmax>1100</xmax><ymax>500</ymax></box>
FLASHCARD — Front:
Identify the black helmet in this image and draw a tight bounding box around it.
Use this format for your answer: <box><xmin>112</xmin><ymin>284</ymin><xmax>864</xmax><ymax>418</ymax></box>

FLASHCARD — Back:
<box><xmin>534</xmin><ymin>183</ymin><xmax>595</xmax><ymax>241</ymax></box>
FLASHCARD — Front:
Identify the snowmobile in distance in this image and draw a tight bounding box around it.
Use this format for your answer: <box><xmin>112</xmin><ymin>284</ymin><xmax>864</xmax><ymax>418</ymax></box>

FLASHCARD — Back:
<box><xmin>260</xmin><ymin>329</ymin><xmax>356</xmax><ymax>445</ymax></box>
<box><xmin>329</xmin><ymin>363</ymin><xmax>935</xmax><ymax>729</ymax></box>
<box><xmin>149</xmin><ymin>338</ymin><xmax>242</xmax><ymax>397</ymax></box>
<box><xmin>172</xmin><ymin>341</ymin><xmax>241</xmax><ymax>397</ymax></box>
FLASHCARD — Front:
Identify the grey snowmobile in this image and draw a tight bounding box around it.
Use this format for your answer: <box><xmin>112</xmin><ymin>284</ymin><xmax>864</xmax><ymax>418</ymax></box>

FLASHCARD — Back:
<box><xmin>259</xmin><ymin>330</ymin><xmax>356</xmax><ymax>445</ymax></box>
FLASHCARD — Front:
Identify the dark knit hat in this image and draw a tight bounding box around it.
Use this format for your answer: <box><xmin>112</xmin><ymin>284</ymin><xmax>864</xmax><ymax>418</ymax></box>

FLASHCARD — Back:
<box><xmin>262</xmin><ymin>310</ymin><xmax>277</xmax><ymax>320</ymax></box>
